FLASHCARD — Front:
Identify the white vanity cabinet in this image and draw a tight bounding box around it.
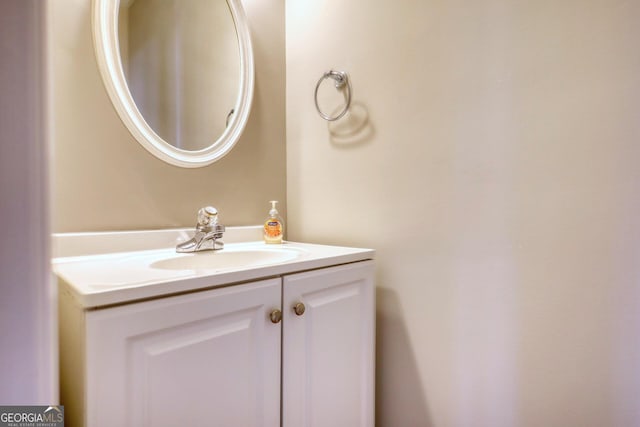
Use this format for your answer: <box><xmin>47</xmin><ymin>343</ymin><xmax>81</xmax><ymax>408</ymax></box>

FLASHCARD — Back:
<box><xmin>282</xmin><ymin>261</ymin><xmax>375</xmax><ymax>427</ymax></box>
<box><xmin>59</xmin><ymin>260</ymin><xmax>374</xmax><ymax>427</ymax></box>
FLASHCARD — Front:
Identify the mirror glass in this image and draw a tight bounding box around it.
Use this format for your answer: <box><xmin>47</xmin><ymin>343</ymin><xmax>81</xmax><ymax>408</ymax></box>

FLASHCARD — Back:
<box><xmin>92</xmin><ymin>0</ymin><xmax>254</xmax><ymax>167</ymax></box>
<box><xmin>118</xmin><ymin>0</ymin><xmax>239</xmax><ymax>151</ymax></box>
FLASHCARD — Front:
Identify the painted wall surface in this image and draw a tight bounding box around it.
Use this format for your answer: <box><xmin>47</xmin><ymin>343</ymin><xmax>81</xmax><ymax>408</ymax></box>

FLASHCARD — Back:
<box><xmin>0</xmin><ymin>0</ymin><xmax>56</xmax><ymax>404</ymax></box>
<box><xmin>50</xmin><ymin>0</ymin><xmax>285</xmax><ymax>232</ymax></box>
<box><xmin>286</xmin><ymin>1</ymin><xmax>640</xmax><ymax>426</ymax></box>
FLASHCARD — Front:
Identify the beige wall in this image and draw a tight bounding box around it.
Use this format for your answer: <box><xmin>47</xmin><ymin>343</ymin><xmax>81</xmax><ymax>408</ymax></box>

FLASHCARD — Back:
<box><xmin>50</xmin><ymin>0</ymin><xmax>285</xmax><ymax>232</ymax></box>
<box><xmin>287</xmin><ymin>1</ymin><xmax>640</xmax><ymax>426</ymax></box>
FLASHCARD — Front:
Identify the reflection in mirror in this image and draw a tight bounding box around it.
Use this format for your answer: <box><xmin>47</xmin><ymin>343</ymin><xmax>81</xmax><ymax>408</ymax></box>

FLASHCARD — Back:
<box><xmin>118</xmin><ymin>0</ymin><xmax>240</xmax><ymax>151</ymax></box>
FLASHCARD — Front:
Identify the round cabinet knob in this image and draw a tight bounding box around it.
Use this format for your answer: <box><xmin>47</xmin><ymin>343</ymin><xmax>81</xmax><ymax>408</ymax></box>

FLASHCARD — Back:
<box><xmin>269</xmin><ymin>309</ymin><xmax>282</xmax><ymax>324</ymax></box>
<box><xmin>293</xmin><ymin>302</ymin><xmax>306</xmax><ymax>316</ymax></box>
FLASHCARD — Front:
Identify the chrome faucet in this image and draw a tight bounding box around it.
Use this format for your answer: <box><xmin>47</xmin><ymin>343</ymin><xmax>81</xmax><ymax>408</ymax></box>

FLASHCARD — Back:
<box><xmin>176</xmin><ymin>206</ymin><xmax>225</xmax><ymax>253</ymax></box>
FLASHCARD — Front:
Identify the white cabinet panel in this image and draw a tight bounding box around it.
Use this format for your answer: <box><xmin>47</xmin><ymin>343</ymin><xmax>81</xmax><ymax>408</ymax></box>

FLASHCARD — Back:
<box><xmin>85</xmin><ymin>279</ymin><xmax>281</xmax><ymax>427</ymax></box>
<box><xmin>60</xmin><ymin>259</ymin><xmax>375</xmax><ymax>427</ymax></box>
<box><xmin>282</xmin><ymin>261</ymin><xmax>375</xmax><ymax>427</ymax></box>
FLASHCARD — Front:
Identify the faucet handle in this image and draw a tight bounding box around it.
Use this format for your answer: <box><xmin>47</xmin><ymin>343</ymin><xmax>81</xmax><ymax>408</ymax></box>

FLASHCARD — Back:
<box><xmin>197</xmin><ymin>206</ymin><xmax>218</xmax><ymax>227</ymax></box>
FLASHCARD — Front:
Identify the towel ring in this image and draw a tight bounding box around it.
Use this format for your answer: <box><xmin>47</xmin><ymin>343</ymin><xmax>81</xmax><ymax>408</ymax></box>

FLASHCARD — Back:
<box><xmin>314</xmin><ymin>70</ymin><xmax>352</xmax><ymax>121</ymax></box>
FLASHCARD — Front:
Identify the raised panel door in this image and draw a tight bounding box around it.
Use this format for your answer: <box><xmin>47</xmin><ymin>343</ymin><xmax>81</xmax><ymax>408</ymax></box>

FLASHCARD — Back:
<box><xmin>282</xmin><ymin>261</ymin><xmax>375</xmax><ymax>427</ymax></box>
<box><xmin>85</xmin><ymin>279</ymin><xmax>281</xmax><ymax>427</ymax></box>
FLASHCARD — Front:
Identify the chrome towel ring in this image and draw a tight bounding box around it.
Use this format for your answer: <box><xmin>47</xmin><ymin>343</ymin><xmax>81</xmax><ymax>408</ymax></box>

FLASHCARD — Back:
<box><xmin>314</xmin><ymin>70</ymin><xmax>352</xmax><ymax>121</ymax></box>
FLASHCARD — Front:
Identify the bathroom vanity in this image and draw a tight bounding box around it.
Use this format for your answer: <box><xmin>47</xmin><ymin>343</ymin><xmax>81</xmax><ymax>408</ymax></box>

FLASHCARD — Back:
<box><xmin>54</xmin><ymin>227</ymin><xmax>374</xmax><ymax>427</ymax></box>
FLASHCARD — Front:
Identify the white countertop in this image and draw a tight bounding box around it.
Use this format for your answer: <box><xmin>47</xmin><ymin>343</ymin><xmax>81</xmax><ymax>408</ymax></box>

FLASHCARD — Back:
<box><xmin>52</xmin><ymin>227</ymin><xmax>374</xmax><ymax>308</ymax></box>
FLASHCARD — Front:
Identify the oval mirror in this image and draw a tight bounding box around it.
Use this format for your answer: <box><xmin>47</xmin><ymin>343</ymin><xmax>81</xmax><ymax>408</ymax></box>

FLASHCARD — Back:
<box><xmin>92</xmin><ymin>0</ymin><xmax>254</xmax><ymax>168</ymax></box>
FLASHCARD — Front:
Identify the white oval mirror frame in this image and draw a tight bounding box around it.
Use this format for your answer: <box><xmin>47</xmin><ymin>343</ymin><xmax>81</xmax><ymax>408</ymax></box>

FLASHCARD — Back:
<box><xmin>92</xmin><ymin>0</ymin><xmax>254</xmax><ymax>168</ymax></box>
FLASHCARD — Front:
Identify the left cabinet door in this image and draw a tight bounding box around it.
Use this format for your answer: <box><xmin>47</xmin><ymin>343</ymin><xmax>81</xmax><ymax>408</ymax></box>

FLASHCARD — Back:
<box><xmin>85</xmin><ymin>279</ymin><xmax>282</xmax><ymax>427</ymax></box>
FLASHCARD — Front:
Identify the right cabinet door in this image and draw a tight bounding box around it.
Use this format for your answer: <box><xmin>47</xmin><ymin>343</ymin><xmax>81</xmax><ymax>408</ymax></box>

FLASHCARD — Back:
<box><xmin>282</xmin><ymin>260</ymin><xmax>375</xmax><ymax>427</ymax></box>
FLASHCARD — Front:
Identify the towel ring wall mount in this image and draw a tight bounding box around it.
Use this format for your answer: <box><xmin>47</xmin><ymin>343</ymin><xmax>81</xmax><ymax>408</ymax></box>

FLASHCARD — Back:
<box><xmin>314</xmin><ymin>70</ymin><xmax>352</xmax><ymax>121</ymax></box>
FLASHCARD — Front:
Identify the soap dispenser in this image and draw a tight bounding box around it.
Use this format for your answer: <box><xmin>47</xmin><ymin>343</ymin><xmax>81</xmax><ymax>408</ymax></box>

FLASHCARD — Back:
<box><xmin>264</xmin><ymin>200</ymin><xmax>284</xmax><ymax>244</ymax></box>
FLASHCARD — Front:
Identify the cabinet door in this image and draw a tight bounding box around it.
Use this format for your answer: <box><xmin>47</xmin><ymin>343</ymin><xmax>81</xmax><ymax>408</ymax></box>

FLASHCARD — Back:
<box><xmin>282</xmin><ymin>261</ymin><xmax>375</xmax><ymax>427</ymax></box>
<box><xmin>85</xmin><ymin>279</ymin><xmax>281</xmax><ymax>427</ymax></box>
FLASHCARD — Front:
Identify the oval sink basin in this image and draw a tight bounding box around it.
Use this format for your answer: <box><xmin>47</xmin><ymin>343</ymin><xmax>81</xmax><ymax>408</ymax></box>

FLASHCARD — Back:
<box><xmin>150</xmin><ymin>247</ymin><xmax>303</xmax><ymax>271</ymax></box>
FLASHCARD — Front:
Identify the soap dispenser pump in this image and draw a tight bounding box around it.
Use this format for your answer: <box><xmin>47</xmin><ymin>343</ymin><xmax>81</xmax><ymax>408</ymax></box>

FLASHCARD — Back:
<box><xmin>264</xmin><ymin>200</ymin><xmax>284</xmax><ymax>244</ymax></box>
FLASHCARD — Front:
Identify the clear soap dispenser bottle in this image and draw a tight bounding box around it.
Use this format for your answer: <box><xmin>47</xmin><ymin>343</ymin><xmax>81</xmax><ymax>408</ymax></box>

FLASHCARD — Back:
<box><xmin>264</xmin><ymin>200</ymin><xmax>284</xmax><ymax>244</ymax></box>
